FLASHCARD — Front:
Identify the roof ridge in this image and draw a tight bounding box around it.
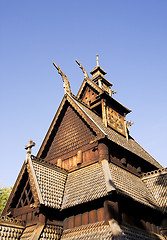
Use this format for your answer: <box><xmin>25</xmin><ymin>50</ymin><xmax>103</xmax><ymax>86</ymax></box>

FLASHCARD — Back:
<box><xmin>28</xmin><ymin>156</ymin><xmax>44</xmax><ymax>205</ymax></box>
<box><xmin>31</xmin><ymin>155</ymin><xmax>68</xmax><ymax>174</ymax></box>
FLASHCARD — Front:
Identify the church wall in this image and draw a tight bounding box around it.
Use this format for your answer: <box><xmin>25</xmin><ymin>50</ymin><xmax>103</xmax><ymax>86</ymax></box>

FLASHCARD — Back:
<box><xmin>119</xmin><ymin>197</ymin><xmax>163</xmax><ymax>234</ymax></box>
<box><xmin>49</xmin><ymin>142</ymin><xmax>99</xmax><ymax>170</ymax></box>
<box><xmin>109</xmin><ymin>142</ymin><xmax>155</xmax><ymax>175</ymax></box>
<box><xmin>63</xmin><ymin>206</ymin><xmax>105</xmax><ymax>230</ymax></box>
<box><xmin>13</xmin><ymin>205</ymin><xmax>39</xmax><ymax>223</ymax></box>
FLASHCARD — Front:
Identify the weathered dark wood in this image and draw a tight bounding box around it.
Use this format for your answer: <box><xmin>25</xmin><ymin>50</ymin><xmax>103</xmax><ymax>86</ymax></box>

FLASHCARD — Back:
<box><xmin>89</xmin><ymin>209</ymin><xmax>97</xmax><ymax>224</ymax></box>
<box><xmin>97</xmin><ymin>207</ymin><xmax>105</xmax><ymax>222</ymax></box>
<box><xmin>68</xmin><ymin>216</ymin><xmax>74</xmax><ymax>229</ymax></box>
<box><xmin>104</xmin><ymin>200</ymin><xmax>119</xmax><ymax>223</ymax></box>
<box><xmin>98</xmin><ymin>142</ymin><xmax>109</xmax><ymax>162</ymax></box>
<box><xmin>45</xmin><ymin>105</ymin><xmax>96</xmax><ymax>162</ymax></box>
<box><xmin>82</xmin><ymin>212</ymin><xmax>89</xmax><ymax>225</ymax></box>
<box><xmin>75</xmin><ymin>214</ymin><xmax>81</xmax><ymax>227</ymax></box>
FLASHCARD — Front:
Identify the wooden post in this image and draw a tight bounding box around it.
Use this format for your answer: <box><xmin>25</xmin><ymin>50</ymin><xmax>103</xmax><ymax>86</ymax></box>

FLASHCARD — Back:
<box><xmin>104</xmin><ymin>200</ymin><xmax>120</xmax><ymax>224</ymax></box>
<box><xmin>101</xmin><ymin>99</ymin><xmax>107</xmax><ymax>127</ymax></box>
<box><xmin>57</xmin><ymin>159</ymin><xmax>62</xmax><ymax>168</ymax></box>
<box><xmin>77</xmin><ymin>150</ymin><xmax>83</xmax><ymax>165</ymax></box>
<box><xmin>98</xmin><ymin>142</ymin><xmax>109</xmax><ymax>162</ymax></box>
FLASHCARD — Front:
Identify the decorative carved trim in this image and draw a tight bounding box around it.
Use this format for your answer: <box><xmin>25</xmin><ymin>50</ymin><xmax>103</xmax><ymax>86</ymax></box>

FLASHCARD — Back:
<box><xmin>141</xmin><ymin>168</ymin><xmax>167</xmax><ymax>179</ymax></box>
<box><xmin>0</xmin><ymin>216</ymin><xmax>25</xmax><ymax>227</ymax></box>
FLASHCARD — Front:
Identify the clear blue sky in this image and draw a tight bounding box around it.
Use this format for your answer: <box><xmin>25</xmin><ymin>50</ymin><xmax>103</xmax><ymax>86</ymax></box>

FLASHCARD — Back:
<box><xmin>1</xmin><ymin>0</ymin><xmax>167</xmax><ymax>187</ymax></box>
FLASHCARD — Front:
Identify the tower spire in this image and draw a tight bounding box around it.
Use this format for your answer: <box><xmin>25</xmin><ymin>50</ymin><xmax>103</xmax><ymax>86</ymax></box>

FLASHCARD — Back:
<box><xmin>96</xmin><ymin>54</ymin><xmax>99</xmax><ymax>66</ymax></box>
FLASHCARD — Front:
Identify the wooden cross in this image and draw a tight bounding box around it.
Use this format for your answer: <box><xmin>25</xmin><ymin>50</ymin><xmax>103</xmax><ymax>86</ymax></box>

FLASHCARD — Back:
<box><xmin>25</xmin><ymin>140</ymin><xmax>35</xmax><ymax>155</ymax></box>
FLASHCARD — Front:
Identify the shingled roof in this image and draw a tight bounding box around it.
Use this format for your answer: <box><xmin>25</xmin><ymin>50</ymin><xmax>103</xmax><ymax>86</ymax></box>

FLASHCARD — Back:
<box><xmin>109</xmin><ymin>163</ymin><xmax>158</xmax><ymax>209</ymax></box>
<box><xmin>61</xmin><ymin>161</ymin><xmax>159</xmax><ymax>210</ymax></box>
<box><xmin>61</xmin><ymin>221</ymin><xmax>164</xmax><ymax>240</ymax></box>
<box><xmin>142</xmin><ymin>168</ymin><xmax>167</xmax><ymax>213</ymax></box>
<box><xmin>0</xmin><ymin>216</ymin><xmax>25</xmax><ymax>240</ymax></box>
<box><xmin>20</xmin><ymin>224</ymin><xmax>45</xmax><ymax>240</ymax></box>
<box><xmin>30</xmin><ymin>157</ymin><xmax>68</xmax><ymax>209</ymax></box>
<box><xmin>62</xmin><ymin>163</ymin><xmax>107</xmax><ymax>209</ymax></box>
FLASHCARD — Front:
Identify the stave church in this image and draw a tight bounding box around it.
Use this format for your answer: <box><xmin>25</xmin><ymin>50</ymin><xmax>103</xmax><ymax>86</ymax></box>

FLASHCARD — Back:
<box><xmin>0</xmin><ymin>56</ymin><xmax>167</xmax><ymax>239</ymax></box>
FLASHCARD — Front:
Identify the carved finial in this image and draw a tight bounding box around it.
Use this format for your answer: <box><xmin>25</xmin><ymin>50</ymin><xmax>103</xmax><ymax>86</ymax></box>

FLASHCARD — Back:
<box><xmin>126</xmin><ymin>121</ymin><xmax>134</xmax><ymax>132</ymax></box>
<box><xmin>109</xmin><ymin>89</ymin><xmax>117</xmax><ymax>97</ymax></box>
<box><xmin>96</xmin><ymin>54</ymin><xmax>99</xmax><ymax>66</ymax></box>
<box><xmin>53</xmin><ymin>62</ymin><xmax>72</xmax><ymax>95</ymax></box>
<box><xmin>25</xmin><ymin>140</ymin><xmax>35</xmax><ymax>163</ymax></box>
<box><xmin>75</xmin><ymin>59</ymin><xmax>90</xmax><ymax>79</ymax></box>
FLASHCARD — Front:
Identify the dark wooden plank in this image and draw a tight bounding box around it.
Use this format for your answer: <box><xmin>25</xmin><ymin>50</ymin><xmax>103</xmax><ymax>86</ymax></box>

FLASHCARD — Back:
<box><xmin>89</xmin><ymin>209</ymin><xmax>97</xmax><ymax>224</ymax></box>
<box><xmin>75</xmin><ymin>214</ymin><xmax>82</xmax><ymax>227</ymax></box>
<box><xmin>82</xmin><ymin>212</ymin><xmax>88</xmax><ymax>225</ymax></box>
<box><xmin>68</xmin><ymin>216</ymin><xmax>74</xmax><ymax>229</ymax></box>
<box><xmin>97</xmin><ymin>207</ymin><xmax>104</xmax><ymax>222</ymax></box>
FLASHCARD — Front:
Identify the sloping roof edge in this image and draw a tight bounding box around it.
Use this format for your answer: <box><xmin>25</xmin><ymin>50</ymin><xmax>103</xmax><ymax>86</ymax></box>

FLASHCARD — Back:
<box><xmin>2</xmin><ymin>158</ymin><xmax>44</xmax><ymax>216</ymax></box>
<box><xmin>37</xmin><ymin>93</ymin><xmax>106</xmax><ymax>159</ymax></box>
<box><xmin>2</xmin><ymin>163</ymin><xmax>27</xmax><ymax>215</ymax></box>
<box><xmin>27</xmin><ymin>157</ymin><xmax>44</xmax><ymax>205</ymax></box>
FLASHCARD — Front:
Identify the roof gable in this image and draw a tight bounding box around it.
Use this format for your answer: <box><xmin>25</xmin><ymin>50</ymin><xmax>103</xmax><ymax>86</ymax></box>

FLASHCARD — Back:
<box><xmin>2</xmin><ymin>161</ymin><xmax>40</xmax><ymax>216</ymax></box>
<box><xmin>37</xmin><ymin>94</ymin><xmax>105</xmax><ymax>160</ymax></box>
<box><xmin>3</xmin><ymin>156</ymin><xmax>68</xmax><ymax>215</ymax></box>
<box><xmin>45</xmin><ymin>103</ymin><xmax>97</xmax><ymax>162</ymax></box>
<box><xmin>77</xmin><ymin>78</ymin><xmax>103</xmax><ymax>100</ymax></box>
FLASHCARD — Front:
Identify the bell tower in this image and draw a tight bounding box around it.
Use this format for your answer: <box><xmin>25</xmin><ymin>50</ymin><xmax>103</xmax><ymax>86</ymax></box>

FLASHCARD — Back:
<box><xmin>90</xmin><ymin>54</ymin><xmax>113</xmax><ymax>96</ymax></box>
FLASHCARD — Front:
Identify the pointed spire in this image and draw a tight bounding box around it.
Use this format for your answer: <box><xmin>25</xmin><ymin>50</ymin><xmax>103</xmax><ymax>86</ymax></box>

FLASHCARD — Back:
<box><xmin>53</xmin><ymin>62</ymin><xmax>72</xmax><ymax>95</ymax></box>
<box><xmin>96</xmin><ymin>54</ymin><xmax>99</xmax><ymax>66</ymax></box>
<box><xmin>75</xmin><ymin>59</ymin><xmax>90</xmax><ymax>79</ymax></box>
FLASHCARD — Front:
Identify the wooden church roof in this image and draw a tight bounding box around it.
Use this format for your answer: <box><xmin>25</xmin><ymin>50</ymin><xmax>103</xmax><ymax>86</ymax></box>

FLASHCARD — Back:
<box><xmin>37</xmin><ymin>93</ymin><xmax>162</xmax><ymax>169</ymax></box>
<box><xmin>1</xmin><ymin>59</ymin><xmax>166</xmax><ymax>240</ymax></box>
<box><xmin>61</xmin><ymin>221</ymin><xmax>164</xmax><ymax>240</ymax></box>
<box><xmin>142</xmin><ymin>168</ymin><xmax>167</xmax><ymax>213</ymax></box>
<box><xmin>3</xmin><ymin>154</ymin><xmax>164</xmax><ymax>215</ymax></box>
